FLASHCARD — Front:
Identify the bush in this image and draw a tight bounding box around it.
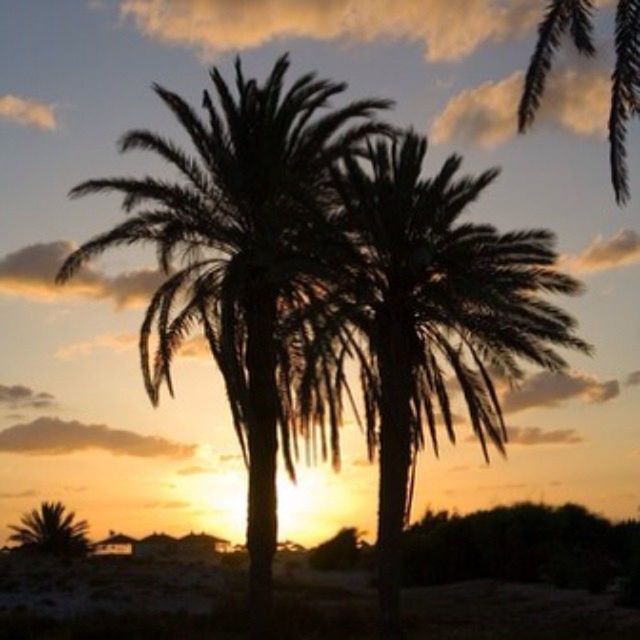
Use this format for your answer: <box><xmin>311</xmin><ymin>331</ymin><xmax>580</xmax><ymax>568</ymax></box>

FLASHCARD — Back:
<box><xmin>308</xmin><ymin>528</ymin><xmax>360</xmax><ymax>571</ymax></box>
<box><xmin>618</xmin><ymin>546</ymin><xmax>640</xmax><ymax>608</ymax></box>
<box><xmin>401</xmin><ymin>502</ymin><xmax>625</xmax><ymax>590</ymax></box>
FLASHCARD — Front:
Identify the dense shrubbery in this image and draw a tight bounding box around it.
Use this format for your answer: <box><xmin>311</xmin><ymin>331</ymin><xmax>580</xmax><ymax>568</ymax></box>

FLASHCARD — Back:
<box><xmin>400</xmin><ymin>502</ymin><xmax>640</xmax><ymax>597</ymax></box>
<box><xmin>306</xmin><ymin>503</ymin><xmax>640</xmax><ymax>602</ymax></box>
<box><xmin>618</xmin><ymin>539</ymin><xmax>640</xmax><ymax>608</ymax></box>
<box><xmin>308</xmin><ymin>528</ymin><xmax>361</xmax><ymax>571</ymax></box>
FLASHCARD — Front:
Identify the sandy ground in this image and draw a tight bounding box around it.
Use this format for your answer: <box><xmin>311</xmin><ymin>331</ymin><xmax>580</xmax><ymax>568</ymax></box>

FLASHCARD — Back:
<box><xmin>0</xmin><ymin>556</ymin><xmax>227</xmax><ymax>618</ymax></box>
<box><xmin>1</xmin><ymin>555</ymin><xmax>639</xmax><ymax>639</ymax></box>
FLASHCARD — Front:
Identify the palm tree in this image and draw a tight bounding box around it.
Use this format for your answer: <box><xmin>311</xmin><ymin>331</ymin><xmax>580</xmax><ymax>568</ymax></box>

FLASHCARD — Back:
<box><xmin>8</xmin><ymin>501</ymin><xmax>89</xmax><ymax>557</ymax></box>
<box><xmin>520</xmin><ymin>0</ymin><xmax>640</xmax><ymax>205</ymax></box>
<box><xmin>56</xmin><ymin>54</ymin><xmax>391</xmax><ymax>638</ymax></box>
<box><xmin>329</xmin><ymin>132</ymin><xmax>591</xmax><ymax>639</ymax></box>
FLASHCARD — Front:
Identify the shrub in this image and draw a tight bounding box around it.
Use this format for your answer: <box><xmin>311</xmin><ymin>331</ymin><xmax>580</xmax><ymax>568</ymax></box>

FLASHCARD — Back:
<box><xmin>618</xmin><ymin>545</ymin><xmax>640</xmax><ymax>608</ymax></box>
<box><xmin>308</xmin><ymin>528</ymin><xmax>360</xmax><ymax>571</ymax></box>
<box><xmin>401</xmin><ymin>502</ymin><xmax>624</xmax><ymax>590</ymax></box>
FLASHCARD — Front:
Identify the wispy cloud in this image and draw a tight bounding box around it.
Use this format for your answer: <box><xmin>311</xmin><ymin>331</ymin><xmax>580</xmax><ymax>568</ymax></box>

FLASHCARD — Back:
<box><xmin>55</xmin><ymin>332</ymin><xmax>138</xmax><ymax>360</ymax></box>
<box><xmin>626</xmin><ymin>371</ymin><xmax>640</xmax><ymax>387</ymax></box>
<box><xmin>563</xmin><ymin>230</ymin><xmax>640</xmax><ymax>273</ymax></box>
<box><xmin>55</xmin><ymin>331</ymin><xmax>209</xmax><ymax>360</ymax></box>
<box><xmin>119</xmin><ymin>0</ymin><xmax>541</xmax><ymax>62</ymax></box>
<box><xmin>0</xmin><ymin>384</ymin><xmax>57</xmax><ymax>410</ymax></box>
<box><xmin>0</xmin><ymin>94</ymin><xmax>56</xmax><ymax>130</ymax></box>
<box><xmin>431</xmin><ymin>67</ymin><xmax>609</xmax><ymax>147</ymax></box>
<box><xmin>507</xmin><ymin>426</ymin><xmax>583</xmax><ymax>446</ymax></box>
<box><xmin>503</xmin><ymin>371</ymin><xmax>619</xmax><ymax>413</ymax></box>
<box><xmin>176</xmin><ymin>465</ymin><xmax>217</xmax><ymax>476</ymax></box>
<box><xmin>0</xmin><ymin>417</ymin><xmax>196</xmax><ymax>459</ymax></box>
<box><xmin>0</xmin><ymin>241</ymin><xmax>164</xmax><ymax>309</ymax></box>
<box><xmin>142</xmin><ymin>500</ymin><xmax>191</xmax><ymax>509</ymax></box>
<box><xmin>0</xmin><ymin>490</ymin><xmax>38</xmax><ymax>499</ymax></box>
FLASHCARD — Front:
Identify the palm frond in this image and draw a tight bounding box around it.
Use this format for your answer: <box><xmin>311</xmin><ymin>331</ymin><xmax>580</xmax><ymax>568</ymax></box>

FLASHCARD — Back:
<box><xmin>519</xmin><ymin>1</ymin><xmax>595</xmax><ymax>133</ymax></box>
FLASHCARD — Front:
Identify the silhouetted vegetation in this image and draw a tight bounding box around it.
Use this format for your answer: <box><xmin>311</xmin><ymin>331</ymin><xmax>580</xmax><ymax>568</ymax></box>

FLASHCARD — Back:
<box><xmin>49</xmin><ymin>47</ymin><xmax>614</xmax><ymax>640</ymax></box>
<box><xmin>8</xmin><ymin>502</ymin><xmax>89</xmax><ymax>558</ymax></box>
<box><xmin>401</xmin><ymin>502</ymin><xmax>640</xmax><ymax>599</ymax></box>
<box><xmin>618</xmin><ymin>536</ymin><xmax>640</xmax><ymax>608</ymax></box>
<box><xmin>56</xmin><ymin>53</ymin><xmax>390</xmax><ymax>639</ymax></box>
<box><xmin>521</xmin><ymin>0</ymin><xmax>640</xmax><ymax>204</ymax></box>
<box><xmin>330</xmin><ymin>131</ymin><xmax>590</xmax><ymax>638</ymax></box>
<box><xmin>308</xmin><ymin>528</ymin><xmax>361</xmax><ymax>571</ymax></box>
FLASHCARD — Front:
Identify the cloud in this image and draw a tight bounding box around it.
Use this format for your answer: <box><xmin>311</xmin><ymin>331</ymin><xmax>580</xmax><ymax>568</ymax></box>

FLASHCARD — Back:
<box><xmin>3</xmin><ymin>414</ymin><xmax>26</xmax><ymax>421</ymax></box>
<box><xmin>507</xmin><ymin>426</ymin><xmax>583</xmax><ymax>446</ymax></box>
<box><xmin>626</xmin><ymin>371</ymin><xmax>640</xmax><ymax>387</ymax></box>
<box><xmin>142</xmin><ymin>500</ymin><xmax>191</xmax><ymax>509</ymax></box>
<box><xmin>564</xmin><ymin>229</ymin><xmax>640</xmax><ymax>273</ymax></box>
<box><xmin>55</xmin><ymin>331</ymin><xmax>209</xmax><ymax>360</ymax></box>
<box><xmin>0</xmin><ymin>95</ymin><xmax>56</xmax><ymax>130</ymax></box>
<box><xmin>176</xmin><ymin>465</ymin><xmax>217</xmax><ymax>476</ymax></box>
<box><xmin>0</xmin><ymin>241</ymin><xmax>164</xmax><ymax>308</ymax></box>
<box><xmin>0</xmin><ymin>384</ymin><xmax>57</xmax><ymax>410</ymax></box>
<box><xmin>0</xmin><ymin>490</ymin><xmax>38</xmax><ymax>499</ymax></box>
<box><xmin>119</xmin><ymin>0</ymin><xmax>542</xmax><ymax>62</ymax></box>
<box><xmin>0</xmin><ymin>417</ymin><xmax>196</xmax><ymax>459</ymax></box>
<box><xmin>56</xmin><ymin>332</ymin><xmax>138</xmax><ymax>360</ymax></box>
<box><xmin>431</xmin><ymin>67</ymin><xmax>609</xmax><ymax>147</ymax></box>
<box><xmin>219</xmin><ymin>453</ymin><xmax>242</xmax><ymax>464</ymax></box>
<box><xmin>464</xmin><ymin>425</ymin><xmax>583</xmax><ymax>446</ymax></box>
<box><xmin>503</xmin><ymin>371</ymin><xmax>620</xmax><ymax>413</ymax></box>
<box><xmin>177</xmin><ymin>336</ymin><xmax>209</xmax><ymax>358</ymax></box>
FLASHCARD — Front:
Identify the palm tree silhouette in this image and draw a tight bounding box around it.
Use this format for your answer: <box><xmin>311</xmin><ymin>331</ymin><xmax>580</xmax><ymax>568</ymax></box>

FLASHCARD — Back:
<box><xmin>56</xmin><ymin>54</ymin><xmax>391</xmax><ymax>638</ymax></box>
<box><xmin>330</xmin><ymin>132</ymin><xmax>591</xmax><ymax>639</ymax></box>
<box><xmin>9</xmin><ymin>501</ymin><xmax>89</xmax><ymax>557</ymax></box>
<box><xmin>520</xmin><ymin>0</ymin><xmax>640</xmax><ymax>205</ymax></box>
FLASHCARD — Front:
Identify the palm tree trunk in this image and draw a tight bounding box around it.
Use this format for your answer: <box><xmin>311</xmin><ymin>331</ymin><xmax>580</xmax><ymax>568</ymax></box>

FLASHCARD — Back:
<box><xmin>376</xmin><ymin>310</ymin><xmax>412</xmax><ymax>640</ymax></box>
<box><xmin>245</xmin><ymin>289</ymin><xmax>279</xmax><ymax>640</ymax></box>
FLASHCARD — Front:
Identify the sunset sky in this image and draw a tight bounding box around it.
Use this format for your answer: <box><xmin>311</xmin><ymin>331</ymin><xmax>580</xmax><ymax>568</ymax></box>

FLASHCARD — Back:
<box><xmin>1</xmin><ymin>0</ymin><xmax>638</xmax><ymax>548</ymax></box>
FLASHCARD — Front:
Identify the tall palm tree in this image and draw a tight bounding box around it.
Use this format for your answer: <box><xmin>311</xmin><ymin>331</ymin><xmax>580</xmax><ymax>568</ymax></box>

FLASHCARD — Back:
<box><xmin>520</xmin><ymin>0</ymin><xmax>640</xmax><ymax>205</ymax></box>
<box><xmin>56</xmin><ymin>54</ymin><xmax>391</xmax><ymax>638</ymax></box>
<box><xmin>9</xmin><ymin>501</ymin><xmax>89</xmax><ymax>557</ymax></box>
<box><xmin>329</xmin><ymin>132</ymin><xmax>591</xmax><ymax>639</ymax></box>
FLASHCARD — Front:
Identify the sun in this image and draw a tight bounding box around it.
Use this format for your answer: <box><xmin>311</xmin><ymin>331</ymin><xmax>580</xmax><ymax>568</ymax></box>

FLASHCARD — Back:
<box><xmin>177</xmin><ymin>459</ymin><xmax>371</xmax><ymax>547</ymax></box>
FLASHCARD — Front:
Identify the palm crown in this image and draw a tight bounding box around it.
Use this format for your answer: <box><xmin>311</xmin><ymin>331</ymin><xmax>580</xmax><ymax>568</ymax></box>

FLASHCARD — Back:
<box><xmin>332</xmin><ymin>131</ymin><xmax>591</xmax><ymax>469</ymax></box>
<box><xmin>9</xmin><ymin>501</ymin><xmax>89</xmax><ymax>557</ymax></box>
<box><xmin>57</xmin><ymin>54</ymin><xmax>391</xmax><ymax>476</ymax></box>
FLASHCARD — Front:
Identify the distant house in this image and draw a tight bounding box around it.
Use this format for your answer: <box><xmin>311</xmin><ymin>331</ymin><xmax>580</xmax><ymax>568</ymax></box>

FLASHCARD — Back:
<box><xmin>178</xmin><ymin>532</ymin><xmax>230</xmax><ymax>559</ymax></box>
<box><xmin>93</xmin><ymin>531</ymin><xmax>138</xmax><ymax>556</ymax></box>
<box><xmin>133</xmin><ymin>533</ymin><xmax>178</xmax><ymax>559</ymax></box>
<box><xmin>91</xmin><ymin>530</ymin><xmax>230</xmax><ymax>561</ymax></box>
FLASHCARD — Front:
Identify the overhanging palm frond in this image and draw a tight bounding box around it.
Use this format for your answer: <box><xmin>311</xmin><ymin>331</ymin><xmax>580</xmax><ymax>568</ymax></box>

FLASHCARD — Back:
<box><xmin>610</xmin><ymin>0</ymin><xmax>640</xmax><ymax>204</ymax></box>
<box><xmin>519</xmin><ymin>0</ymin><xmax>595</xmax><ymax>133</ymax></box>
<box><xmin>521</xmin><ymin>0</ymin><xmax>640</xmax><ymax>205</ymax></box>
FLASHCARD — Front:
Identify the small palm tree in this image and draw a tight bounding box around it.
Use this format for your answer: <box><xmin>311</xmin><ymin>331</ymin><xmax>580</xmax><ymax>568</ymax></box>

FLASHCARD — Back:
<box><xmin>56</xmin><ymin>54</ymin><xmax>391</xmax><ymax>638</ymax></box>
<box><xmin>8</xmin><ymin>501</ymin><xmax>89</xmax><ymax>557</ymax></box>
<box><xmin>520</xmin><ymin>0</ymin><xmax>640</xmax><ymax>205</ymax></box>
<box><xmin>329</xmin><ymin>132</ymin><xmax>591</xmax><ymax>639</ymax></box>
